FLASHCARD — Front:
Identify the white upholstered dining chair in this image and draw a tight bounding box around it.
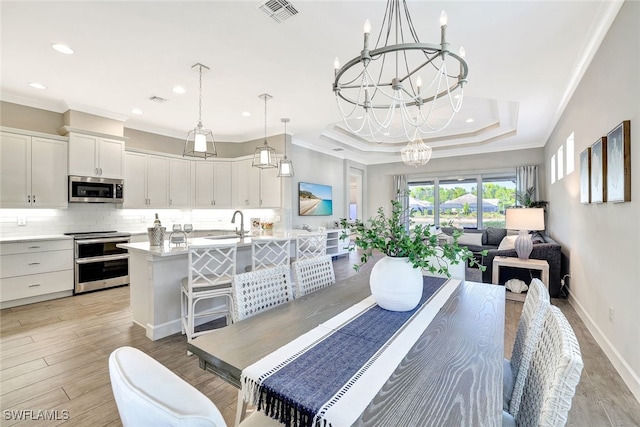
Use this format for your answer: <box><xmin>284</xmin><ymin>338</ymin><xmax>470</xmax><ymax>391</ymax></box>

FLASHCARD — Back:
<box><xmin>292</xmin><ymin>255</ymin><xmax>335</xmax><ymax>297</ymax></box>
<box><xmin>231</xmin><ymin>264</ymin><xmax>293</xmax><ymax>322</ymax></box>
<box><xmin>295</xmin><ymin>233</ymin><xmax>327</xmax><ymax>261</ymax></box>
<box><xmin>108</xmin><ymin>346</ymin><xmax>279</xmax><ymax>427</ymax></box>
<box><xmin>502</xmin><ymin>305</ymin><xmax>584</xmax><ymax>427</ymax></box>
<box><xmin>180</xmin><ymin>243</ymin><xmax>237</xmax><ymax>347</ymax></box>
<box><xmin>503</xmin><ymin>278</ymin><xmax>550</xmax><ymax>418</ymax></box>
<box><xmin>250</xmin><ymin>238</ymin><xmax>290</xmax><ymax>271</ymax></box>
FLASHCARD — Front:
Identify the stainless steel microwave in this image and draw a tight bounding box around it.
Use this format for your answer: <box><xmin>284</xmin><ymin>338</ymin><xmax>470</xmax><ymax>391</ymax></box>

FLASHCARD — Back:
<box><xmin>69</xmin><ymin>175</ymin><xmax>124</xmax><ymax>203</ymax></box>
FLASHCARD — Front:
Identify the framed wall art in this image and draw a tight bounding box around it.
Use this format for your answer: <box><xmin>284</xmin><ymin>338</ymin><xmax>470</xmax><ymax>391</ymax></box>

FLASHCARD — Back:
<box><xmin>580</xmin><ymin>147</ymin><xmax>591</xmax><ymax>204</ymax></box>
<box><xmin>590</xmin><ymin>137</ymin><xmax>607</xmax><ymax>203</ymax></box>
<box><xmin>606</xmin><ymin>120</ymin><xmax>631</xmax><ymax>203</ymax></box>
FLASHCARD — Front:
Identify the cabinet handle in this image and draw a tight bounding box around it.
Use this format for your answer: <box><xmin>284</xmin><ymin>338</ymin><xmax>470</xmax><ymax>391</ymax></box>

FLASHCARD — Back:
<box><xmin>28</xmin><ymin>246</ymin><xmax>41</xmax><ymax>249</ymax></box>
<box><xmin>169</xmin><ymin>199</ymin><xmax>172</xmax><ymax>206</ymax></box>
<box><xmin>99</xmin><ymin>168</ymin><xmax>103</xmax><ymax>175</ymax></box>
<box><xmin>27</xmin><ymin>195</ymin><xmax>31</xmax><ymax>202</ymax></box>
<box><xmin>28</xmin><ymin>284</ymin><xmax>41</xmax><ymax>288</ymax></box>
<box><xmin>32</xmin><ymin>195</ymin><xmax>36</xmax><ymax>203</ymax></box>
<box><xmin>28</xmin><ymin>262</ymin><xmax>41</xmax><ymax>266</ymax></box>
<box><xmin>95</xmin><ymin>168</ymin><xmax>99</xmax><ymax>175</ymax></box>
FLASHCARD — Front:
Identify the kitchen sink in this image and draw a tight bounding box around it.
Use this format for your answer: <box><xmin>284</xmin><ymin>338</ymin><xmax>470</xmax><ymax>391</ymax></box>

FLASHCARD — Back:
<box><xmin>204</xmin><ymin>234</ymin><xmax>240</xmax><ymax>240</ymax></box>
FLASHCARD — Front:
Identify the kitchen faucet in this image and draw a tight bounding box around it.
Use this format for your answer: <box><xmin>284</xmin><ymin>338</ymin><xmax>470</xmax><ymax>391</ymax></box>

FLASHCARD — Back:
<box><xmin>231</xmin><ymin>210</ymin><xmax>245</xmax><ymax>237</ymax></box>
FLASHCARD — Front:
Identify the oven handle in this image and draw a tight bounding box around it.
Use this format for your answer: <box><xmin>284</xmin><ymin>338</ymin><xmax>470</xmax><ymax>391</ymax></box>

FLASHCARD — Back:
<box><xmin>76</xmin><ymin>237</ymin><xmax>130</xmax><ymax>245</ymax></box>
<box><xmin>76</xmin><ymin>254</ymin><xmax>130</xmax><ymax>264</ymax></box>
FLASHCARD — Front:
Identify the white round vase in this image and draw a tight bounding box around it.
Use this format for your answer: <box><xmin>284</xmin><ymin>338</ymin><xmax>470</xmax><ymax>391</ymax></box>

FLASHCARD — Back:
<box><xmin>369</xmin><ymin>256</ymin><xmax>423</xmax><ymax>312</ymax></box>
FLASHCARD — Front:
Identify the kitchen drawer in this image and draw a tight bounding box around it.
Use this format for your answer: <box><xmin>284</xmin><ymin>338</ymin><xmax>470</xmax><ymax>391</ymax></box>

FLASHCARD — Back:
<box><xmin>0</xmin><ymin>239</ymin><xmax>73</xmax><ymax>256</ymax></box>
<box><xmin>0</xmin><ymin>270</ymin><xmax>73</xmax><ymax>302</ymax></box>
<box><xmin>0</xmin><ymin>249</ymin><xmax>73</xmax><ymax>278</ymax></box>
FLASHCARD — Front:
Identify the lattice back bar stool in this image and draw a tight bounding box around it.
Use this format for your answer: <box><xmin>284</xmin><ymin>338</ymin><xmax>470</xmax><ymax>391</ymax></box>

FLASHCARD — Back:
<box><xmin>180</xmin><ymin>242</ymin><xmax>237</xmax><ymax>349</ymax></box>
<box><xmin>231</xmin><ymin>264</ymin><xmax>293</xmax><ymax>322</ymax></box>
<box><xmin>250</xmin><ymin>238</ymin><xmax>291</xmax><ymax>271</ymax></box>
<box><xmin>292</xmin><ymin>255</ymin><xmax>335</xmax><ymax>297</ymax></box>
<box><xmin>295</xmin><ymin>233</ymin><xmax>327</xmax><ymax>261</ymax></box>
<box><xmin>503</xmin><ymin>306</ymin><xmax>584</xmax><ymax>427</ymax></box>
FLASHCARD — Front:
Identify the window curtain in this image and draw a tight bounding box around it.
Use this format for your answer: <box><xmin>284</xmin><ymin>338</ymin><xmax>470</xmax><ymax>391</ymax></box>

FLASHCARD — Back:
<box><xmin>516</xmin><ymin>165</ymin><xmax>539</xmax><ymax>204</ymax></box>
<box><xmin>393</xmin><ymin>175</ymin><xmax>409</xmax><ymax>231</ymax></box>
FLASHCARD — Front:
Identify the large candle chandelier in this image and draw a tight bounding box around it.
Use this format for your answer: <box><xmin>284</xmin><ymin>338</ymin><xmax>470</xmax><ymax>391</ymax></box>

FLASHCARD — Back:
<box><xmin>332</xmin><ymin>1</ymin><xmax>468</xmax><ymax>144</ymax></box>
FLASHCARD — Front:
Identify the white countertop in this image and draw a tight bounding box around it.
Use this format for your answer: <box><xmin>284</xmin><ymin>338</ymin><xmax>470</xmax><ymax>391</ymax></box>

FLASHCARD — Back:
<box><xmin>0</xmin><ymin>235</ymin><xmax>73</xmax><ymax>243</ymax></box>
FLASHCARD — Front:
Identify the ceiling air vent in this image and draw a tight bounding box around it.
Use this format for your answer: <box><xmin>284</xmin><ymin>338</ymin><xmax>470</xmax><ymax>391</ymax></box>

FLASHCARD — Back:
<box><xmin>259</xmin><ymin>0</ymin><xmax>299</xmax><ymax>23</ymax></box>
<box><xmin>333</xmin><ymin>148</ymin><xmax>344</xmax><ymax>152</ymax></box>
<box><xmin>148</xmin><ymin>95</ymin><xmax>168</xmax><ymax>103</ymax></box>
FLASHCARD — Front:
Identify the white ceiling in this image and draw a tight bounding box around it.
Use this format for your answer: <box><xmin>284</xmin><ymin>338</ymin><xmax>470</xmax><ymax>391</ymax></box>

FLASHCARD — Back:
<box><xmin>0</xmin><ymin>1</ymin><xmax>622</xmax><ymax>165</ymax></box>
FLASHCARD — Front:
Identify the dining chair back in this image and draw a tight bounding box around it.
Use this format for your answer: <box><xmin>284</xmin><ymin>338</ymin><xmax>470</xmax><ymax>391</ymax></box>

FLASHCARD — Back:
<box><xmin>505</xmin><ymin>278</ymin><xmax>550</xmax><ymax>417</ymax></box>
<box><xmin>231</xmin><ymin>265</ymin><xmax>293</xmax><ymax>322</ymax></box>
<box><xmin>251</xmin><ymin>238</ymin><xmax>291</xmax><ymax>271</ymax></box>
<box><xmin>295</xmin><ymin>233</ymin><xmax>327</xmax><ymax>261</ymax></box>
<box><xmin>109</xmin><ymin>346</ymin><xmax>227</xmax><ymax>427</ymax></box>
<box><xmin>503</xmin><ymin>306</ymin><xmax>584</xmax><ymax>427</ymax></box>
<box><xmin>109</xmin><ymin>346</ymin><xmax>280</xmax><ymax>427</ymax></box>
<box><xmin>292</xmin><ymin>255</ymin><xmax>335</xmax><ymax>297</ymax></box>
<box><xmin>180</xmin><ymin>243</ymin><xmax>236</xmax><ymax>344</ymax></box>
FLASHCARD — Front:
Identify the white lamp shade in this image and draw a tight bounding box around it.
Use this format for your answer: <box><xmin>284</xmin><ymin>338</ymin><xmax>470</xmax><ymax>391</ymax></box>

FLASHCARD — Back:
<box><xmin>194</xmin><ymin>133</ymin><xmax>207</xmax><ymax>152</ymax></box>
<box><xmin>505</xmin><ymin>208</ymin><xmax>545</xmax><ymax>231</ymax></box>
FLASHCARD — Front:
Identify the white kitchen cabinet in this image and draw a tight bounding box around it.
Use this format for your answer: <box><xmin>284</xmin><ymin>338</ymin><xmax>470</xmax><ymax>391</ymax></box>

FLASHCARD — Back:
<box><xmin>0</xmin><ymin>238</ymin><xmax>74</xmax><ymax>308</ymax></box>
<box><xmin>260</xmin><ymin>166</ymin><xmax>282</xmax><ymax>208</ymax></box>
<box><xmin>168</xmin><ymin>158</ymin><xmax>190</xmax><ymax>208</ymax></box>
<box><xmin>194</xmin><ymin>161</ymin><xmax>233</xmax><ymax>208</ymax></box>
<box><xmin>124</xmin><ymin>152</ymin><xmax>169</xmax><ymax>208</ymax></box>
<box><xmin>0</xmin><ymin>131</ymin><xmax>68</xmax><ymax>208</ymax></box>
<box><xmin>234</xmin><ymin>158</ymin><xmax>260</xmax><ymax>208</ymax></box>
<box><xmin>68</xmin><ymin>133</ymin><xmax>125</xmax><ymax>179</ymax></box>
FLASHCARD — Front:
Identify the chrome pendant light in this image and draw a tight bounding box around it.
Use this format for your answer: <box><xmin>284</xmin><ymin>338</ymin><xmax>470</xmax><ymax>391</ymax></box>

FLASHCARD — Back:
<box><xmin>277</xmin><ymin>118</ymin><xmax>294</xmax><ymax>178</ymax></box>
<box><xmin>252</xmin><ymin>93</ymin><xmax>278</xmax><ymax>169</ymax></box>
<box><xmin>183</xmin><ymin>63</ymin><xmax>217</xmax><ymax>159</ymax></box>
<box><xmin>332</xmin><ymin>2</ymin><xmax>468</xmax><ymax>143</ymax></box>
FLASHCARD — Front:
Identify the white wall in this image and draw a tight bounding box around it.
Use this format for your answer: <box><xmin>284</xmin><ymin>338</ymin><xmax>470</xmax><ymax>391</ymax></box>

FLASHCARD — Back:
<box><xmin>544</xmin><ymin>0</ymin><xmax>639</xmax><ymax>400</ymax></box>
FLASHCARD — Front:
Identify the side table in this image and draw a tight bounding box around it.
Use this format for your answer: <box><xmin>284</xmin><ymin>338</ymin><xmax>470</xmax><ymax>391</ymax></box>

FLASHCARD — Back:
<box><xmin>492</xmin><ymin>256</ymin><xmax>549</xmax><ymax>302</ymax></box>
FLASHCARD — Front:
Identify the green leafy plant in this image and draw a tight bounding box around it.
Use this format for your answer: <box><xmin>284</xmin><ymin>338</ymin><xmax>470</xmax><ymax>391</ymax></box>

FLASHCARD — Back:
<box><xmin>340</xmin><ymin>198</ymin><xmax>483</xmax><ymax>275</ymax></box>
<box><xmin>516</xmin><ymin>187</ymin><xmax>548</xmax><ymax>209</ymax></box>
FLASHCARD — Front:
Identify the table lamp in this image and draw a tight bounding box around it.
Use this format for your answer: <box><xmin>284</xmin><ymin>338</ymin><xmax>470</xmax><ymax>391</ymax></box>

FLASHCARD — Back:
<box><xmin>505</xmin><ymin>208</ymin><xmax>545</xmax><ymax>259</ymax></box>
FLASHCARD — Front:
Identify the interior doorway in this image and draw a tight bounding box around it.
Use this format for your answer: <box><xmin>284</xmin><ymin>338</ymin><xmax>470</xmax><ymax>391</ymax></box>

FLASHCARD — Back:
<box><xmin>349</xmin><ymin>168</ymin><xmax>363</xmax><ymax>221</ymax></box>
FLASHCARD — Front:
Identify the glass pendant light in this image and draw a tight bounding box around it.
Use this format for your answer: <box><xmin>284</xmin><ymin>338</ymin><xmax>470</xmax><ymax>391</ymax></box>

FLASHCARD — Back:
<box><xmin>183</xmin><ymin>63</ymin><xmax>217</xmax><ymax>159</ymax></box>
<box><xmin>277</xmin><ymin>118</ymin><xmax>294</xmax><ymax>177</ymax></box>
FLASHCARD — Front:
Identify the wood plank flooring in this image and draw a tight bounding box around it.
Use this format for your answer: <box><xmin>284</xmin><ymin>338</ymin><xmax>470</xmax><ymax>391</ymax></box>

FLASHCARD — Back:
<box><xmin>1</xmin><ymin>252</ymin><xmax>639</xmax><ymax>426</ymax></box>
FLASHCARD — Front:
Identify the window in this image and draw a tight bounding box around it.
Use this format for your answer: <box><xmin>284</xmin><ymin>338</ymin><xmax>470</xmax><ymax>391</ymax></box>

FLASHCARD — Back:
<box><xmin>408</xmin><ymin>173</ymin><xmax>516</xmax><ymax>229</ymax></box>
<box><xmin>551</xmin><ymin>154</ymin><xmax>556</xmax><ymax>184</ymax></box>
<box><xmin>566</xmin><ymin>132</ymin><xmax>575</xmax><ymax>174</ymax></box>
<box><xmin>557</xmin><ymin>146</ymin><xmax>564</xmax><ymax>180</ymax></box>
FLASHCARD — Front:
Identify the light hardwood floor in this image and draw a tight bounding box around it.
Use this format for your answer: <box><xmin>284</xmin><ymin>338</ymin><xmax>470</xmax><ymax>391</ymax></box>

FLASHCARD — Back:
<box><xmin>1</xmin><ymin>252</ymin><xmax>639</xmax><ymax>426</ymax></box>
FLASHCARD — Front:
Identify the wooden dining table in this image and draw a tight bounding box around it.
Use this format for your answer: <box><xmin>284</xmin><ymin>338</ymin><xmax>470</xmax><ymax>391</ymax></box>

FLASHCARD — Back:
<box><xmin>188</xmin><ymin>271</ymin><xmax>505</xmax><ymax>427</ymax></box>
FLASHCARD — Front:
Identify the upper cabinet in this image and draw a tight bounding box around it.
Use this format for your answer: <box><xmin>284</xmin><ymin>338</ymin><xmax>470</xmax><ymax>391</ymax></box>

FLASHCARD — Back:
<box><xmin>233</xmin><ymin>158</ymin><xmax>260</xmax><ymax>208</ymax></box>
<box><xmin>260</xmin><ymin>166</ymin><xmax>282</xmax><ymax>208</ymax></box>
<box><xmin>168</xmin><ymin>158</ymin><xmax>191</xmax><ymax>208</ymax></box>
<box><xmin>0</xmin><ymin>131</ymin><xmax>68</xmax><ymax>208</ymax></box>
<box><xmin>68</xmin><ymin>133</ymin><xmax>125</xmax><ymax>179</ymax></box>
<box><xmin>124</xmin><ymin>152</ymin><xmax>188</xmax><ymax>209</ymax></box>
<box><xmin>194</xmin><ymin>161</ymin><xmax>233</xmax><ymax>208</ymax></box>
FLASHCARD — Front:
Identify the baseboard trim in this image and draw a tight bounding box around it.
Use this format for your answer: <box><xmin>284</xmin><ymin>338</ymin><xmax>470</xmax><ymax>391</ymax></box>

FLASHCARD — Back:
<box><xmin>569</xmin><ymin>293</ymin><xmax>640</xmax><ymax>403</ymax></box>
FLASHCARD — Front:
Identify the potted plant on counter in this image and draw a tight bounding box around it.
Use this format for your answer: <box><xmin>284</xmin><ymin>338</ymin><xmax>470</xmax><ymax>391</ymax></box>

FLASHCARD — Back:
<box><xmin>340</xmin><ymin>197</ymin><xmax>481</xmax><ymax>312</ymax></box>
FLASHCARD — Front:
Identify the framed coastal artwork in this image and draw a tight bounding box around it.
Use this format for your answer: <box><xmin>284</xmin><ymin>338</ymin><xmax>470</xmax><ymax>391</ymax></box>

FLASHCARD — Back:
<box><xmin>590</xmin><ymin>137</ymin><xmax>607</xmax><ymax>203</ymax></box>
<box><xmin>580</xmin><ymin>147</ymin><xmax>591</xmax><ymax>204</ymax></box>
<box><xmin>606</xmin><ymin>120</ymin><xmax>631</xmax><ymax>203</ymax></box>
<box><xmin>299</xmin><ymin>182</ymin><xmax>333</xmax><ymax>216</ymax></box>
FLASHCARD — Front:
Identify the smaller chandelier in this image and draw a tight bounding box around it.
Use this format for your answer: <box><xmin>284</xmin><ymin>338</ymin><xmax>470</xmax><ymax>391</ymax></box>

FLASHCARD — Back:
<box><xmin>184</xmin><ymin>63</ymin><xmax>217</xmax><ymax>159</ymax></box>
<box><xmin>401</xmin><ymin>136</ymin><xmax>433</xmax><ymax>167</ymax></box>
<box><xmin>252</xmin><ymin>93</ymin><xmax>278</xmax><ymax>169</ymax></box>
<box><xmin>277</xmin><ymin>118</ymin><xmax>294</xmax><ymax>177</ymax></box>
<box><xmin>333</xmin><ymin>1</ymin><xmax>468</xmax><ymax>142</ymax></box>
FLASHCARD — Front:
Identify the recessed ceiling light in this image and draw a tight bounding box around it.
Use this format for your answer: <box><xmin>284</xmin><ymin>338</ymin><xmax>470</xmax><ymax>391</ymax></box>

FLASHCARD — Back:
<box><xmin>131</xmin><ymin>108</ymin><xmax>143</xmax><ymax>115</ymax></box>
<box><xmin>466</xmin><ymin>118</ymin><xmax>474</xmax><ymax>123</ymax></box>
<box><xmin>172</xmin><ymin>86</ymin><xmax>185</xmax><ymax>94</ymax></box>
<box><xmin>28</xmin><ymin>82</ymin><xmax>47</xmax><ymax>90</ymax></box>
<box><xmin>51</xmin><ymin>43</ymin><xmax>74</xmax><ymax>54</ymax></box>
<box><xmin>241</xmin><ymin>111</ymin><xmax>251</xmax><ymax>117</ymax></box>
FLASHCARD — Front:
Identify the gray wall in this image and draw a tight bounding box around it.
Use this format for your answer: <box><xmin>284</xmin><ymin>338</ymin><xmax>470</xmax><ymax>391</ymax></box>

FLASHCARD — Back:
<box><xmin>1</xmin><ymin>102</ymin><xmax>63</xmax><ymax>133</ymax></box>
<box><xmin>543</xmin><ymin>0</ymin><xmax>640</xmax><ymax>399</ymax></box>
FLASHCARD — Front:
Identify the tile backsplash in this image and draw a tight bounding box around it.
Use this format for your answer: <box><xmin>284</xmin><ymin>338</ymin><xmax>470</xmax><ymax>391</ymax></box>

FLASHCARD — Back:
<box><xmin>0</xmin><ymin>204</ymin><xmax>281</xmax><ymax>238</ymax></box>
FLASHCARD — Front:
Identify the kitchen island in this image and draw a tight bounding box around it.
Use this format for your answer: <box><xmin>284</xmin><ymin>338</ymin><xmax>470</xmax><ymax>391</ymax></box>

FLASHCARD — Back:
<box><xmin>118</xmin><ymin>235</ymin><xmax>298</xmax><ymax>340</ymax></box>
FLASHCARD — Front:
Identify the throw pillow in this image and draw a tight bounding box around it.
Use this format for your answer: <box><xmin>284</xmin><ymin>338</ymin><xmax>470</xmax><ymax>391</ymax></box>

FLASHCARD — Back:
<box><xmin>457</xmin><ymin>232</ymin><xmax>483</xmax><ymax>247</ymax></box>
<box><xmin>498</xmin><ymin>235</ymin><xmax>518</xmax><ymax>250</ymax></box>
<box><xmin>530</xmin><ymin>231</ymin><xmax>545</xmax><ymax>244</ymax></box>
<box><xmin>486</xmin><ymin>227</ymin><xmax>508</xmax><ymax>246</ymax></box>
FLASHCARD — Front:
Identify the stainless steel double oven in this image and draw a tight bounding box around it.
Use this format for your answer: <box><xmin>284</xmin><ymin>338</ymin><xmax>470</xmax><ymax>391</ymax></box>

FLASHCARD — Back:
<box><xmin>65</xmin><ymin>231</ymin><xmax>130</xmax><ymax>294</ymax></box>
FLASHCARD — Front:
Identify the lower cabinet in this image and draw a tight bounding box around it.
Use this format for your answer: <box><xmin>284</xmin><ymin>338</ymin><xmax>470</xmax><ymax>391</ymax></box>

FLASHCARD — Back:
<box><xmin>0</xmin><ymin>239</ymin><xmax>74</xmax><ymax>308</ymax></box>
